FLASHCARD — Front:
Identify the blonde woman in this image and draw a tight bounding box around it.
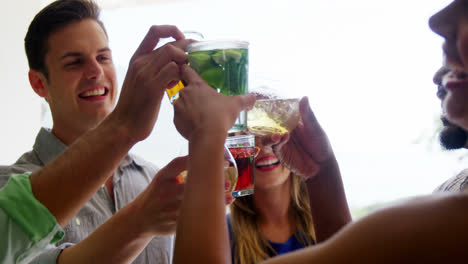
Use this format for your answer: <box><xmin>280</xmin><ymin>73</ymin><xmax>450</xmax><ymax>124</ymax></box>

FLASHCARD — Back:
<box><xmin>228</xmin><ymin>96</ymin><xmax>352</xmax><ymax>263</ymax></box>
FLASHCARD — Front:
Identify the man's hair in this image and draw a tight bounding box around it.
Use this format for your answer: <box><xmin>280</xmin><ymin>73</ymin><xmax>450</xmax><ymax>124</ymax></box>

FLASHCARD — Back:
<box><xmin>24</xmin><ymin>0</ymin><xmax>106</xmax><ymax>78</ymax></box>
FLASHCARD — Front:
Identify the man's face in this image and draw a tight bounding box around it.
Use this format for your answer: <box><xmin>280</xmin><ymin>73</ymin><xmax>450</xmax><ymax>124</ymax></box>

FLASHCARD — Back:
<box><xmin>40</xmin><ymin>18</ymin><xmax>117</xmax><ymax>144</ymax></box>
<box><xmin>434</xmin><ymin>67</ymin><xmax>468</xmax><ymax>149</ymax></box>
<box><xmin>430</xmin><ymin>0</ymin><xmax>468</xmax><ymax>131</ymax></box>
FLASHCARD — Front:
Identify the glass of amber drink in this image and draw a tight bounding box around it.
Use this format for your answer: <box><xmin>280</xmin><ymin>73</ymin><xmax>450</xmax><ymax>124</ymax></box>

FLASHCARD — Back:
<box><xmin>247</xmin><ymin>98</ymin><xmax>300</xmax><ymax>136</ymax></box>
<box><xmin>226</xmin><ymin>135</ymin><xmax>255</xmax><ymax>197</ymax></box>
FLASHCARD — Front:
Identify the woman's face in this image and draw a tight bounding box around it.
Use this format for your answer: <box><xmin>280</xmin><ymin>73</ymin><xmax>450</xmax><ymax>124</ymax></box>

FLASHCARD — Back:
<box><xmin>253</xmin><ymin>135</ymin><xmax>291</xmax><ymax>189</ymax></box>
<box><xmin>430</xmin><ymin>0</ymin><xmax>468</xmax><ymax>131</ymax></box>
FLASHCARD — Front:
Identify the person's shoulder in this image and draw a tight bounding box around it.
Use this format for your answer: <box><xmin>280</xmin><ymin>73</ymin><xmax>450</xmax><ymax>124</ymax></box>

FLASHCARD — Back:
<box><xmin>433</xmin><ymin>168</ymin><xmax>468</xmax><ymax>193</ymax></box>
<box><xmin>0</xmin><ymin>151</ymin><xmax>41</xmax><ymax>187</ymax></box>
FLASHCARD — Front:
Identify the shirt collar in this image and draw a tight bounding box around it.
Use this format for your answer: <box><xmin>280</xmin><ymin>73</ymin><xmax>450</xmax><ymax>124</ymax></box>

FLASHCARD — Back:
<box><xmin>33</xmin><ymin>127</ymin><xmax>142</xmax><ymax>172</ymax></box>
<box><xmin>124</xmin><ymin>153</ymin><xmax>146</xmax><ymax>169</ymax></box>
<box><xmin>33</xmin><ymin>127</ymin><xmax>68</xmax><ymax>165</ymax></box>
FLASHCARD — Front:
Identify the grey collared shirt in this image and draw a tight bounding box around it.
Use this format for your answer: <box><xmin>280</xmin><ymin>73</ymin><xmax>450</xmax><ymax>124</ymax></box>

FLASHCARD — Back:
<box><xmin>0</xmin><ymin>128</ymin><xmax>173</xmax><ymax>264</ymax></box>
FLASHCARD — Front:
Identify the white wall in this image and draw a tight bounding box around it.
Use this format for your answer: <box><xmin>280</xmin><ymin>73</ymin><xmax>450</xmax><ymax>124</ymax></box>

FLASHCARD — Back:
<box><xmin>0</xmin><ymin>1</ymin><xmax>45</xmax><ymax>164</ymax></box>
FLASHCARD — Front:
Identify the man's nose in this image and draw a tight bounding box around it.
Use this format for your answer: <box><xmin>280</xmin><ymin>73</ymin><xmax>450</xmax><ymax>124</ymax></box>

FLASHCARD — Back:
<box><xmin>84</xmin><ymin>60</ymin><xmax>104</xmax><ymax>80</ymax></box>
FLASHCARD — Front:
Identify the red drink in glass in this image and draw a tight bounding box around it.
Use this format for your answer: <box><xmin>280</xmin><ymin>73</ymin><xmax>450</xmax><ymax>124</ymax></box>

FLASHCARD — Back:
<box><xmin>229</xmin><ymin>146</ymin><xmax>255</xmax><ymax>197</ymax></box>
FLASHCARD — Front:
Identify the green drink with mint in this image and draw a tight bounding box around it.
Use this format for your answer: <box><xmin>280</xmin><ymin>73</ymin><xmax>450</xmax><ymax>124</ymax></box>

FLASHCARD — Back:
<box><xmin>187</xmin><ymin>40</ymin><xmax>249</xmax><ymax>132</ymax></box>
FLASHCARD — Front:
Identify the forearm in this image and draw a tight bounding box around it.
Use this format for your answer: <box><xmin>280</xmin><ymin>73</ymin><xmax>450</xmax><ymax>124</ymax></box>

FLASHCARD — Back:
<box><xmin>58</xmin><ymin>200</ymin><xmax>153</xmax><ymax>264</ymax></box>
<box><xmin>173</xmin><ymin>132</ymin><xmax>230</xmax><ymax>264</ymax></box>
<box><xmin>30</xmin><ymin>115</ymin><xmax>135</xmax><ymax>227</ymax></box>
<box><xmin>306</xmin><ymin>155</ymin><xmax>351</xmax><ymax>242</ymax></box>
<box><xmin>267</xmin><ymin>194</ymin><xmax>468</xmax><ymax>264</ymax></box>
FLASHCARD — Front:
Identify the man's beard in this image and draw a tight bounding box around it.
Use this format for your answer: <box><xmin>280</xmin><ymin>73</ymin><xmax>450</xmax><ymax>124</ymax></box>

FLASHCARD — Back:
<box><xmin>439</xmin><ymin>124</ymin><xmax>468</xmax><ymax>150</ymax></box>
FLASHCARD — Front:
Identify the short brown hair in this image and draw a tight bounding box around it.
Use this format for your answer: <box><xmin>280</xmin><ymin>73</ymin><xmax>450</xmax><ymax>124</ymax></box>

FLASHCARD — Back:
<box><xmin>24</xmin><ymin>0</ymin><xmax>107</xmax><ymax>78</ymax></box>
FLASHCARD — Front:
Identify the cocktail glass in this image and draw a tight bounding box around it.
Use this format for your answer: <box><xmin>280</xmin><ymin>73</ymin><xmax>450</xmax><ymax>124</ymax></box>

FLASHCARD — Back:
<box><xmin>226</xmin><ymin>135</ymin><xmax>255</xmax><ymax>197</ymax></box>
<box><xmin>186</xmin><ymin>40</ymin><xmax>249</xmax><ymax>132</ymax></box>
<box><xmin>247</xmin><ymin>98</ymin><xmax>300</xmax><ymax>136</ymax></box>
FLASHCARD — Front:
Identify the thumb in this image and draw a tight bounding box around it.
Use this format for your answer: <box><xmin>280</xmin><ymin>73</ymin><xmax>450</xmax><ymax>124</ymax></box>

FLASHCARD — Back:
<box><xmin>180</xmin><ymin>64</ymin><xmax>203</xmax><ymax>86</ymax></box>
<box><xmin>153</xmin><ymin>156</ymin><xmax>188</xmax><ymax>183</ymax></box>
<box><xmin>300</xmin><ymin>96</ymin><xmax>321</xmax><ymax>132</ymax></box>
<box><xmin>235</xmin><ymin>93</ymin><xmax>256</xmax><ymax>111</ymax></box>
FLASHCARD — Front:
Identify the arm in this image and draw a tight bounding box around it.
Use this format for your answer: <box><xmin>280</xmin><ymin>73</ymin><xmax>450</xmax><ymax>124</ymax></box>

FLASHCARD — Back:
<box><xmin>57</xmin><ymin>156</ymin><xmax>186</xmax><ymax>264</ymax></box>
<box><xmin>20</xmin><ymin>25</ymin><xmax>190</xmax><ymax>264</ymax></box>
<box><xmin>263</xmin><ymin>193</ymin><xmax>468</xmax><ymax>264</ymax></box>
<box><xmin>0</xmin><ymin>174</ymin><xmax>64</xmax><ymax>264</ymax></box>
<box><xmin>29</xmin><ymin>118</ymin><xmax>133</xmax><ymax>227</ymax></box>
<box><xmin>262</xmin><ymin>97</ymin><xmax>351</xmax><ymax>242</ymax></box>
<box><xmin>174</xmin><ymin>133</ymin><xmax>229</xmax><ymax>264</ymax></box>
<box><xmin>172</xmin><ymin>64</ymin><xmax>255</xmax><ymax>264</ymax></box>
<box><xmin>29</xmin><ymin>25</ymin><xmax>189</xmax><ymax>228</ymax></box>
<box><xmin>305</xmin><ymin>155</ymin><xmax>350</xmax><ymax>242</ymax></box>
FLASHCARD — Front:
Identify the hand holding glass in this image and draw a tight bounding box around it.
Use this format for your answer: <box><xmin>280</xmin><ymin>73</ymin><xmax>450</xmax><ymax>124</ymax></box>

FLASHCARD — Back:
<box><xmin>177</xmin><ymin>145</ymin><xmax>238</xmax><ymax>194</ymax></box>
<box><xmin>168</xmin><ymin>39</ymin><xmax>249</xmax><ymax>132</ymax></box>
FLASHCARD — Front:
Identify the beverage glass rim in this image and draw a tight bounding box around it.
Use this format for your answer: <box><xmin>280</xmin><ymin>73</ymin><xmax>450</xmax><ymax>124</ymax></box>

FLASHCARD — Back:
<box><xmin>186</xmin><ymin>40</ymin><xmax>249</xmax><ymax>53</ymax></box>
<box><xmin>255</xmin><ymin>98</ymin><xmax>300</xmax><ymax>101</ymax></box>
<box><xmin>226</xmin><ymin>134</ymin><xmax>255</xmax><ymax>144</ymax></box>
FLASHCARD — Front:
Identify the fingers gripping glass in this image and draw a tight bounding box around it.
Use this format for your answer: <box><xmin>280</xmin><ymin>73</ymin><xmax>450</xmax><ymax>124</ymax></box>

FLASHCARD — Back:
<box><xmin>167</xmin><ymin>36</ymin><xmax>250</xmax><ymax>133</ymax></box>
<box><xmin>165</xmin><ymin>31</ymin><xmax>204</xmax><ymax>103</ymax></box>
<box><xmin>176</xmin><ymin>144</ymin><xmax>238</xmax><ymax>194</ymax></box>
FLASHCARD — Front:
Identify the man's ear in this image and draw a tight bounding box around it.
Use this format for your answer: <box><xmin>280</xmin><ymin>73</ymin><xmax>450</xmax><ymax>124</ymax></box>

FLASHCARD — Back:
<box><xmin>28</xmin><ymin>69</ymin><xmax>48</xmax><ymax>99</ymax></box>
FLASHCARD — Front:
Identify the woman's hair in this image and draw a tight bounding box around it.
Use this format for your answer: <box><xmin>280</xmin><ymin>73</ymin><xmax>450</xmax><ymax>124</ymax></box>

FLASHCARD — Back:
<box><xmin>229</xmin><ymin>173</ymin><xmax>315</xmax><ymax>264</ymax></box>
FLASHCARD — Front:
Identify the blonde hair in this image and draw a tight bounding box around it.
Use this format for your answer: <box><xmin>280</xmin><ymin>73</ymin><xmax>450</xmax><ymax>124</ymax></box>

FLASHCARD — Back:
<box><xmin>229</xmin><ymin>173</ymin><xmax>315</xmax><ymax>264</ymax></box>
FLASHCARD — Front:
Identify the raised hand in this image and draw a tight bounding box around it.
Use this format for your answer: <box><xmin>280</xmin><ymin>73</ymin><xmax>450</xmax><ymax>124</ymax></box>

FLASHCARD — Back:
<box><xmin>173</xmin><ymin>64</ymin><xmax>256</xmax><ymax>140</ymax></box>
<box><xmin>131</xmin><ymin>156</ymin><xmax>187</xmax><ymax>236</ymax></box>
<box><xmin>262</xmin><ymin>97</ymin><xmax>334</xmax><ymax>180</ymax></box>
<box><xmin>110</xmin><ymin>25</ymin><xmax>193</xmax><ymax>143</ymax></box>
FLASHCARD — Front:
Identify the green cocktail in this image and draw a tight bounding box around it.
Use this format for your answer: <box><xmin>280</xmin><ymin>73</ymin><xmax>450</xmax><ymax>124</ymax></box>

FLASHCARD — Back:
<box><xmin>187</xmin><ymin>40</ymin><xmax>249</xmax><ymax>132</ymax></box>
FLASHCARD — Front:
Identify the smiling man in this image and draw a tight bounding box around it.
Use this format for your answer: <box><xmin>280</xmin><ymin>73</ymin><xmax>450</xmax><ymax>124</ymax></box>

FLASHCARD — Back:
<box><xmin>28</xmin><ymin>17</ymin><xmax>118</xmax><ymax>146</ymax></box>
<box><xmin>0</xmin><ymin>0</ymin><xmax>192</xmax><ymax>263</ymax></box>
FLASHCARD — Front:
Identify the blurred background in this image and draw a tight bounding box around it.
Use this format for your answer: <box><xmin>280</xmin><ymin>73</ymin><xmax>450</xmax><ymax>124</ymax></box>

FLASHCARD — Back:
<box><xmin>1</xmin><ymin>0</ymin><xmax>464</xmax><ymax>217</ymax></box>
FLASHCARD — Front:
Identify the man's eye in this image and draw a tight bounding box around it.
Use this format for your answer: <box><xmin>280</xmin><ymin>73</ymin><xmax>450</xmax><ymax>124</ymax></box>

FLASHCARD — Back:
<box><xmin>65</xmin><ymin>59</ymin><xmax>81</xmax><ymax>66</ymax></box>
<box><xmin>98</xmin><ymin>55</ymin><xmax>111</xmax><ymax>62</ymax></box>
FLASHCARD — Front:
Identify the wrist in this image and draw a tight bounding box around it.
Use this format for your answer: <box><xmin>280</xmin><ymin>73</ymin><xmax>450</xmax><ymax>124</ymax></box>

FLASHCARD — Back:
<box><xmin>121</xmin><ymin>195</ymin><xmax>155</xmax><ymax>239</ymax></box>
<box><xmin>188</xmin><ymin>128</ymin><xmax>227</xmax><ymax>144</ymax></box>
<box><xmin>304</xmin><ymin>154</ymin><xmax>337</xmax><ymax>183</ymax></box>
<box><xmin>101</xmin><ymin>112</ymin><xmax>138</xmax><ymax>147</ymax></box>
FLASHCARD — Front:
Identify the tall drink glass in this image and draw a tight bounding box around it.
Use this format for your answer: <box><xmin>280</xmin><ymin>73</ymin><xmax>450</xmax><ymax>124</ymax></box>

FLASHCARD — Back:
<box><xmin>226</xmin><ymin>135</ymin><xmax>255</xmax><ymax>197</ymax></box>
<box><xmin>186</xmin><ymin>40</ymin><xmax>249</xmax><ymax>132</ymax></box>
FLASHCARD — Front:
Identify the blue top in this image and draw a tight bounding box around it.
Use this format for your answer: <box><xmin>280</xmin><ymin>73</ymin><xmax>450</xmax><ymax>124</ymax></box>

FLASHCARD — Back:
<box><xmin>227</xmin><ymin>214</ymin><xmax>314</xmax><ymax>262</ymax></box>
<box><xmin>267</xmin><ymin>234</ymin><xmax>309</xmax><ymax>255</ymax></box>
